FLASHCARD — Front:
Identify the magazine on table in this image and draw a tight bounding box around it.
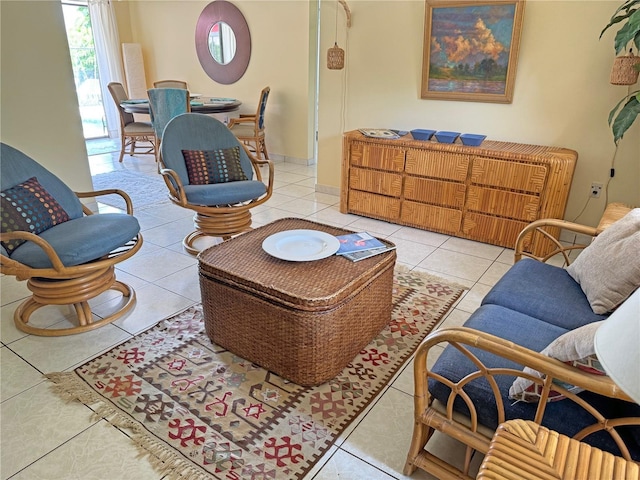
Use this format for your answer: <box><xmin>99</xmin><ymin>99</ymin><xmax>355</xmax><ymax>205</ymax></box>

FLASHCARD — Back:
<box><xmin>341</xmin><ymin>245</ymin><xmax>397</xmax><ymax>262</ymax></box>
<box><xmin>358</xmin><ymin>129</ymin><xmax>400</xmax><ymax>139</ymax></box>
<box><xmin>335</xmin><ymin>232</ymin><xmax>387</xmax><ymax>255</ymax></box>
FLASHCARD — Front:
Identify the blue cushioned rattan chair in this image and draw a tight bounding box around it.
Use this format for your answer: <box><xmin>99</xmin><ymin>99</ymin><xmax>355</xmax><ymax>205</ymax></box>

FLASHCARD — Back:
<box><xmin>0</xmin><ymin>143</ymin><xmax>142</xmax><ymax>336</ymax></box>
<box><xmin>227</xmin><ymin>86</ymin><xmax>270</xmax><ymax>160</ymax></box>
<box><xmin>147</xmin><ymin>87</ymin><xmax>190</xmax><ymax>162</ymax></box>
<box><xmin>159</xmin><ymin>113</ymin><xmax>274</xmax><ymax>254</ymax></box>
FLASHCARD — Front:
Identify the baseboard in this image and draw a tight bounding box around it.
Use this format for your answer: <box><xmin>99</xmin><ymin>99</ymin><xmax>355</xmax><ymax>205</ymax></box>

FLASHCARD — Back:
<box><xmin>315</xmin><ymin>183</ymin><xmax>340</xmax><ymax>196</ymax></box>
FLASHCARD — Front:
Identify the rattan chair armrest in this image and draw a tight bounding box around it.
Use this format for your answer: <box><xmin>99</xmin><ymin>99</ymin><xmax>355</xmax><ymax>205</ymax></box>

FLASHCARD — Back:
<box><xmin>227</xmin><ymin>116</ymin><xmax>255</xmax><ymax>128</ymax></box>
<box><xmin>228</xmin><ymin>143</ymin><xmax>274</xmax><ymax>206</ymax></box>
<box><xmin>417</xmin><ymin>327</ymin><xmax>631</xmax><ymax>402</ymax></box>
<box><xmin>597</xmin><ymin>202</ymin><xmax>634</xmax><ymax>233</ymax></box>
<box><xmin>514</xmin><ymin>218</ymin><xmax>598</xmax><ymax>264</ymax></box>
<box><xmin>159</xmin><ymin>167</ymin><xmax>188</xmax><ymax>205</ymax></box>
<box><xmin>76</xmin><ymin>189</ymin><xmax>135</xmax><ymax>215</ymax></box>
<box><xmin>1</xmin><ymin>230</ymin><xmax>143</xmax><ymax>281</ymax></box>
<box><xmin>0</xmin><ymin>231</ymin><xmax>66</xmax><ymax>276</ymax></box>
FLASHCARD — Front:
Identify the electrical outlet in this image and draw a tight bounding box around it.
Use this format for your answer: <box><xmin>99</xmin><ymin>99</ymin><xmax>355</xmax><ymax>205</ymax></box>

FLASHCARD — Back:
<box><xmin>590</xmin><ymin>182</ymin><xmax>603</xmax><ymax>198</ymax></box>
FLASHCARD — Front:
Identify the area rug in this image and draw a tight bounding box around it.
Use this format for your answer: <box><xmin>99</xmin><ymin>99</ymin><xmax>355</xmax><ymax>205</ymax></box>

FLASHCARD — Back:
<box><xmin>92</xmin><ymin>169</ymin><xmax>170</xmax><ymax>210</ymax></box>
<box><xmin>46</xmin><ymin>269</ymin><xmax>465</xmax><ymax>479</ymax></box>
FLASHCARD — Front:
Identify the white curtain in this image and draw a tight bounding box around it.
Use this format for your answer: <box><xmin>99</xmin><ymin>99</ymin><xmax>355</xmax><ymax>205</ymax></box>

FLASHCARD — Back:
<box><xmin>88</xmin><ymin>0</ymin><xmax>124</xmax><ymax>139</ymax></box>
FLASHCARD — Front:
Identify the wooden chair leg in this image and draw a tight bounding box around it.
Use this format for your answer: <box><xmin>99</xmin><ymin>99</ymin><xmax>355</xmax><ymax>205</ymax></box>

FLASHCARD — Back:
<box><xmin>119</xmin><ymin>136</ymin><xmax>126</xmax><ymax>162</ymax></box>
<box><xmin>260</xmin><ymin>139</ymin><xmax>269</xmax><ymax>160</ymax></box>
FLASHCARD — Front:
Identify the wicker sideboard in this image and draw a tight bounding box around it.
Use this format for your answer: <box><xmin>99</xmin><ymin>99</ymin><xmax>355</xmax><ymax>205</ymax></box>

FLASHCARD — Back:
<box><xmin>340</xmin><ymin>130</ymin><xmax>578</xmax><ymax>257</ymax></box>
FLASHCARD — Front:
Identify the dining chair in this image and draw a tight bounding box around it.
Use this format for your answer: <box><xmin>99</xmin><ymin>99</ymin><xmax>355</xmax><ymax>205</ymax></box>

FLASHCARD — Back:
<box><xmin>107</xmin><ymin>82</ymin><xmax>156</xmax><ymax>163</ymax></box>
<box><xmin>153</xmin><ymin>79</ymin><xmax>188</xmax><ymax>89</ymax></box>
<box><xmin>147</xmin><ymin>87</ymin><xmax>191</xmax><ymax>162</ymax></box>
<box><xmin>0</xmin><ymin>143</ymin><xmax>143</xmax><ymax>336</ymax></box>
<box><xmin>159</xmin><ymin>113</ymin><xmax>274</xmax><ymax>254</ymax></box>
<box><xmin>227</xmin><ymin>86</ymin><xmax>270</xmax><ymax>160</ymax></box>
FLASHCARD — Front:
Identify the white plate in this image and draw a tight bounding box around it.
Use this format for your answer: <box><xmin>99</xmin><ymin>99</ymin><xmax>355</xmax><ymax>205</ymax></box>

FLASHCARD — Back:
<box><xmin>262</xmin><ymin>229</ymin><xmax>340</xmax><ymax>261</ymax></box>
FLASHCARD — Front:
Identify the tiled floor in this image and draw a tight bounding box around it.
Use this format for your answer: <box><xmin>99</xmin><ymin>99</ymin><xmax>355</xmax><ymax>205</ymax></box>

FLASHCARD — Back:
<box><xmin>1</xmin><ymin>146</ymin><xmax>522</xmax><ymax>479</ymax></box>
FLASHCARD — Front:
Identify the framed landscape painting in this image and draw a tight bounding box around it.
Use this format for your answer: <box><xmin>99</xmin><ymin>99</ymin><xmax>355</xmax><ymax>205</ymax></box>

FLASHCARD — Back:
<box><xmin>421</xmin><ymin>0</ymin><xmax>525</xmax><ymax>103</ymax></box>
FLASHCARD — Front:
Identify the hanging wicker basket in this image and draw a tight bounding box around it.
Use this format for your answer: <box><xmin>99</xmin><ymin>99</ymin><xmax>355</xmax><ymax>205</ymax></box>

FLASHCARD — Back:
<box><xmin>327</xmin><ymin>43</ymin><xmax>345</xmax><ymax>70</ymax></box>
<box><xmin>610</xmin><ymin>52</ymin><xmax>640</xmax><ymax>85</ymax></box>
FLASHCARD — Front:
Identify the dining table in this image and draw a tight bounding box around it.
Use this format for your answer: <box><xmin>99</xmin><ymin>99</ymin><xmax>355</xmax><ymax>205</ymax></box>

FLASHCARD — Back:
<box><xmin>120</xmin><ymin>96</ymin><xmax>241</xmax><ymax>115</ymax></box>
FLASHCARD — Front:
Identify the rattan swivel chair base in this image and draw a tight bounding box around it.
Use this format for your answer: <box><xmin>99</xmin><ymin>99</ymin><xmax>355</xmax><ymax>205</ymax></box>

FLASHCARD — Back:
<box><xmin>183</xmin><ymin>209</ymin><xmax>253</xmax><ymax>254</ymax></box>
<box><xmin>14</xmin><ymin>270</ymin><xmax>136</xmax><ymax>337</ymax></box>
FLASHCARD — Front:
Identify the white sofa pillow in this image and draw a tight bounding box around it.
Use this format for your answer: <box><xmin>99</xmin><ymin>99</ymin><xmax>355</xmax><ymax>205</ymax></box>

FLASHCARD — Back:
<box><xmin>509</xmin><ymin>321</ymin><xmax>606</xmax><ymax>403</ymax></box>
<box><xmin>566</xmin><ymin>208</ymin><xmax>640</xmax><ymax>314</ymax></box>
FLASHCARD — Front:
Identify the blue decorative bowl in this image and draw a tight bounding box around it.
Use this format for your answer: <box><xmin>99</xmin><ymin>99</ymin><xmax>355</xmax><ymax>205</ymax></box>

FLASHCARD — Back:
<box><xmin>460</xmin><ymin>133</ymin><xmax>486</xmax><ymax>146</ymax></box>
<box><xmin>410</xmin><ymin>129</ymin><xmax>436</xmax><ymax>141</ymax></box>
<box><xmin>434</xmin><ymin>131</ymin><xmax>460</xmax><ymax>143</ymax></box>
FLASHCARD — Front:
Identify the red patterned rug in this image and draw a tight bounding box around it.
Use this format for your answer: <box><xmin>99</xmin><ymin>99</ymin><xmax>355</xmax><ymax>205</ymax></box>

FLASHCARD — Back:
<box><xmin>46</xmin><ymin>268</ymin><xmax>464</xmax><ymax>479</ymax></box>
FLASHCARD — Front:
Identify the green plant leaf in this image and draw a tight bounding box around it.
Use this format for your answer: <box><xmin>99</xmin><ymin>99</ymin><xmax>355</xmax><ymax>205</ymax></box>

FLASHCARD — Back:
<box><xmin>612</xmin><ymin>95</ymin><xmax>640</xmax><ymax>143</ymax></box>
<box><xmin>614</xmin><ymin>8</ymin><xmax>640</xmax><ymax>53</ymax></box>
<box><xmin>601</xmin><ymin>0</ymin><xmax>640</xmax><ymax>39</ymax></box>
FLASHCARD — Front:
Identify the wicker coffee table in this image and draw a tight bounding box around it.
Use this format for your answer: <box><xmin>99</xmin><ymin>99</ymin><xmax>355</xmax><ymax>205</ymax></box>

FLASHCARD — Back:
<box><xmin>198</xmin><ymin>218</ymin><xmax>397</xmax><ymax>386</ymax></box>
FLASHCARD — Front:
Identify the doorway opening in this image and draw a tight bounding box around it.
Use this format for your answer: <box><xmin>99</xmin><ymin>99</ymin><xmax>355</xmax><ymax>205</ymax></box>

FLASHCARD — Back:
<box><xmin>62</xmin><ymin>1</ymin><xmax>108</xmax><ymax>139</ymax></box>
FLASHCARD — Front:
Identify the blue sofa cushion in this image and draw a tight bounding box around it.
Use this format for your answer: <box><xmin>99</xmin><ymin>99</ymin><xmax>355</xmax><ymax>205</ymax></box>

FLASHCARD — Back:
<box><xmin>429</xmin><ymin>304</ymin><xmax>640</xmax><ymax>460</ymax></box>
<box><xmin>183</xmin><ymin>180</ymin><xmax>267</xmax><ymax>206</ymax></box>
<box><xmin>1</xmin><ymin>177</ymin><xmax>71</xmax><ymax>254</ymax></box>
<box><xmin>481</xmin><ymin>258</ymin><xmax>607</xmax><ymax>329</ymax></box>
<box><xmin>11</xmin><ymin>214</ymin><xmax>140</xmax><ymax>269</ymax></box>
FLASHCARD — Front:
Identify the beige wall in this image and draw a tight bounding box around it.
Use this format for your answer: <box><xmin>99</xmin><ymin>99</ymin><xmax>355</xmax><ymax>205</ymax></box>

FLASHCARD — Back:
<box><xmin>318</xmin><ymin>0</ymin><xmax>639</xmax><ymax>227</ymax></box>
<box><xmin>1</xmin><ymin>1</ymin><xmax>93</xmax><ymax>191</ymax></box>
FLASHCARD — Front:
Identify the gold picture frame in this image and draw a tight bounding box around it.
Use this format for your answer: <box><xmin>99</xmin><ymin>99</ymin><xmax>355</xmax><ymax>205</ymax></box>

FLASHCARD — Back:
<box><xmin>421</xmin><ymin>0</ymin><xmax>525</xmax><ymax>103</ymax></box>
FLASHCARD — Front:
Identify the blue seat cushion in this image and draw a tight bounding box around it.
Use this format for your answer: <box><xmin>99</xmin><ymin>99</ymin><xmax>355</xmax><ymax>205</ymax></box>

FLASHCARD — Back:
<box><xmin>482</xmin><ymin>258</ymin><xmax>608</xmax><ymax>329</ymax></box>
<box><xmin>183</xmin><ymin>180</ymin><xmax>267</xmax><ymax>206</ymax></box>
<box><xmin>11</xmin><ymin>214</ymin><xmax>140</xmax><ymax>269</ymax></box>
<box><xmin>429</xmin><ymin>304</ymin><xmax>640</xmax><ymax>460</ymax></box>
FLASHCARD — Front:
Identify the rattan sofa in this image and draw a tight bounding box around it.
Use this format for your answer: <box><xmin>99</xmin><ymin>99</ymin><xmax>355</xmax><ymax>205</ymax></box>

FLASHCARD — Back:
<box><xmin>404</xmin><ymin>211</ymin><xmax>640</xmax><ymax>480</ymax></box>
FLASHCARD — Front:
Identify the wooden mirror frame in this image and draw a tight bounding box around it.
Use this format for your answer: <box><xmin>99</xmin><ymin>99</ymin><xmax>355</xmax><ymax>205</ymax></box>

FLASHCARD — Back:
<box><xmin>195</xmin><ymin>0</ymin><xmax>251</xmax><ymax>85</ymax></box>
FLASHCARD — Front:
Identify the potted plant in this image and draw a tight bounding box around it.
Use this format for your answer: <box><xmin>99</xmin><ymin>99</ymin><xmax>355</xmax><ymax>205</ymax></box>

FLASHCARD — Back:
<box><xmin>600</xmin><ymin>0</ymin><xmax>640</xmax><ymax>144</ymax></box>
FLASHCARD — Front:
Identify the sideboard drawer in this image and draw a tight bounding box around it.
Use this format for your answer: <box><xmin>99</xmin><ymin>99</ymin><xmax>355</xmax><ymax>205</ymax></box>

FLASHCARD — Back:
<box><xmin>348</xmin><ymin>190</ymin><xmax>401</xmax><ymax>220</ymax></box>
<box><xmin>470</xmin><ymin>158</ymin><xmax>547</xmax><ymax>194</ymax></box>
<box><xmin>349</xmin><ymin>167</ymin><xmax>403</xmax><ymax>197</ymax></box>
<box><xmin>400</xmin><ymin>201</ymin><xmax>462</xmax><ymax>235</ymax></box>
<box><xmin>350</xmin><ymin>142</ymin><xmax>405</xmax><ymax>172</ymax></box>
<box><xmin>404</xmin><ymin>176</ymin><xmax>466</xmax><ymax>209</ymax></box>
<box><xmin>405</xmin><ymin>149</ymin><xmax>469</xmax><ymax>181</ymax></box>
<box><xmin>466</xmin><ymin>185</ymin><xmax>540</xmax><ymax>221</ymax></box>
<box><xmin>462</xmin><ymin>212</ymin><xmax>529</xmax><ymax>249</ymax></box>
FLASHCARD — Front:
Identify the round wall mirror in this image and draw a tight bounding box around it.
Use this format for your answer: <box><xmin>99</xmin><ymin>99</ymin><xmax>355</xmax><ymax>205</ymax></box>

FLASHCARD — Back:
<box><xmin>196</xmin><ymin>1</ymin><xmax>251</xmax><ymax>84</ymax></box>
